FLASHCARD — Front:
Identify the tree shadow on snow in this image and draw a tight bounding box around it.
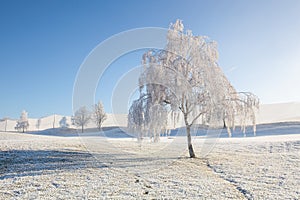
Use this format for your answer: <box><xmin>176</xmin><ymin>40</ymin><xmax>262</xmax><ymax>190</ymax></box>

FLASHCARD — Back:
<box><xmin>0</xmin><ymin>149</ymin><xmax>182</xmax><ymax>179</ymax></box>
<box><xmin>0</xmin><ymin>150</ymin><xmax>103</xmax><ymax>179</ymax></box>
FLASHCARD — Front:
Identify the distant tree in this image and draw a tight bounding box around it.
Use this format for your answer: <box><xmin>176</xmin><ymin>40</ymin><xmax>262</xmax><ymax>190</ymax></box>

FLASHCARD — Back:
<box><xmin>1</xmin><ymin>117</ymin><xmax>9</xmax><ymax>132</ymax></box>
<box><xmin>36</xmin><ymin>118</ymin><xmax>42</xmax><ymax>131</ymax></box>
<box><xmin>15</xmin><ymin>110</ymin><xmax>29</xmax><ymax>133</ymax></box>
<box><xmin>93</xmin><ymin>101</ymin><xmax>107</xmax><ymax>130</ymax></box>
<box><xmin>59</xmin><ymin>116</ymin><xmax>69</xmax><ymax>128</ymax></box>
<box><xmin>53</xmin><ymin>114</ymin><xmax>56</xmax><ymax>129</ymax></box>
<box><xmin>72</xmin><ymin>106</ymin><xmax>91</xmax><ymax>133</ymax></box>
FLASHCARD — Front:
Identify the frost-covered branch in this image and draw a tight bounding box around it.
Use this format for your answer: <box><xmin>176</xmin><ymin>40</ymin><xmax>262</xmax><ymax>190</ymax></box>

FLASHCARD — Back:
<box><xmin>128</xmin><ymin>19</ymin><xmax>259</xmax><ymax>157</ymax></box>
<box><xmin>93</xmin><ymin>101</ymin><xmax>107</xmax><ymax>130</ymax></box>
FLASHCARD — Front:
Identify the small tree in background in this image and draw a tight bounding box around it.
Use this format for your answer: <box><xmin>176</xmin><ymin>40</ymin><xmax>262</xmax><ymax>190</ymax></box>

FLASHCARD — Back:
<box><xmin>15</xmin><ymin>110</ymin><xmax>29</xmax><ymax>133</ymax></box>
<box><xmin>36</xmin><ymin>118</ymin><xmax>42</xmax><ymax>131</ymax></box>
<box><xmin>59</xmin><ymin>116</ymin><xmax>69</xmax><ymax>128</ymax></box>
<box><xmin>72</xmin><ymin>106</ymin><xmax>91</xmax><ymax>133</ymax></box>
<box><xmin>0</xmin><ymin>117</ymin><xmax>9</xmax><ymax>132</ymax></box>
<box><xmin>93</xmin><ymin>101</ymin><xmax>107</xmax><ymax>130</ymax></box>
<box><xmin>53</xmin><ymin>114</ymin><xmax>56</xmax><ymax>129</ymax></box>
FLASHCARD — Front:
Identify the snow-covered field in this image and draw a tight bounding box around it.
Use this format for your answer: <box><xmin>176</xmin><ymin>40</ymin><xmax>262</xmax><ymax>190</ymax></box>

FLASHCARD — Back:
<box><xmin>0</xmin><ymin>125</ymin><xmax>299</xmax><ymax>199</ymax></box>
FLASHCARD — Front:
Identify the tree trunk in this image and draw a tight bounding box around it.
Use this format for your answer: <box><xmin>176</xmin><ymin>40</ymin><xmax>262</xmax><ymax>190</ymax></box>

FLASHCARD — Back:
<box><xmin>223</xmin><ymin>119</ymin><xmax>227</xmax><ymax>129</ymax></box>
<box><xmin>81</xmin><ymin>125</ymin><xmax>84</xmax><ymax>133</ymax></box>
<box><xmin>186</xmin><ymin>125</ymin><xmax>195</xmax><ymax>158</ymax></box>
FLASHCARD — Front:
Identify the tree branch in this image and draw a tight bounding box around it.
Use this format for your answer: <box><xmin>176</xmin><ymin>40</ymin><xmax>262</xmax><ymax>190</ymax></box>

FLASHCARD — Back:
<box><xmin>190</xmin><ymin>111</ymin><xmax>206</xmax><ymax>126</ymax></box>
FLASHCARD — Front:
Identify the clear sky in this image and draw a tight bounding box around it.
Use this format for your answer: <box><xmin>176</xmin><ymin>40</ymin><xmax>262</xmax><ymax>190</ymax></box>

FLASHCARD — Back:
<box><xmin>1</xmin><ymin>0</ymin><xmax>300</xmax><ymax>119</ymax></box>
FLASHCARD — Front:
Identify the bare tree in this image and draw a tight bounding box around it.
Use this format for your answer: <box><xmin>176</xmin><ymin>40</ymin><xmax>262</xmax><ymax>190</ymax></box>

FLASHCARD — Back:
<box><xmin>93</xmin><ymin>101</ymin><xmax>107</xmax><ymax>130</ymax></box>
<box><xmin>72</xmin><ymin>106</ymin><xmax>91</xmax><ymax>133</ymax></box>
<box><xmin>36</xmin><ymin>118</ymin><xmax>42</xmax><ymax>131</ymax></box>
<box><xmin>128</xmin><ymin>20</ymin><xmax>259</xmax><ymax>158</ymax></box>
<box><xmin>59</xmin><ymin>116</ymin><xmax>69</xmax><ymax>128</ymax></box>
<box><xmin>1</xmin><ymin>117</ymin><xmax>9</xmax><ymax>132</ymax></box>
<box><xmin>15</xmin><ymin>110</ymin><xmax>29</xmax><ymax>133</ymax></box>
<box><xmin>53</xmin><ymin>114</ymin><xmax>56</xmax><ymax>129</ymax></box>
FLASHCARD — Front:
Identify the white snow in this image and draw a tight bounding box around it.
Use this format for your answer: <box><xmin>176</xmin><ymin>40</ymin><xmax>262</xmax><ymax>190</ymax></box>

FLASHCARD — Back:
<box><xmin>2</xmin><ymin>102</ymin><xmax>300</xmax><ymax>133</ymax></box>
<box><xmin>257</xmin><ymin>102</ymin><xmax>300</xmax><ymax>124</ymax></box>
<box><xmin>0</xmin><ymin>123</ymin><xmax>299</xmax><ymax>199</ymax></box>
<box><xmin>0</xmin><ymin>113</ymin><xmax>128</xmax><ymax>132</ymax></box>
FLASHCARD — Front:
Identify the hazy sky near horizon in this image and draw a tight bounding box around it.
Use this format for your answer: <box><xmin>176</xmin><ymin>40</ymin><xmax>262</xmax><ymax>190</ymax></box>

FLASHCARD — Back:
<box><xmin>1</xmin><ymin>0</ymin><xmax>300</xmax><ymax>118</ymax></box>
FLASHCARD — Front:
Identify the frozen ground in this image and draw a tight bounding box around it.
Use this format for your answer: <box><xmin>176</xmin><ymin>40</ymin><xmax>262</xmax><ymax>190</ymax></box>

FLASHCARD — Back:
<box><xmin>0</xmin><ymin>125</ymin><xmax>299</xmax><ymax>199</ymax></box>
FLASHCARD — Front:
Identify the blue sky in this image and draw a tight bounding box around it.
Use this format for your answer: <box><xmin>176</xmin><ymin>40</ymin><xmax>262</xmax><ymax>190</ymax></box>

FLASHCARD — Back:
<box><xmin>1</xmin><ymin>0</ymin><xmax>300</xmax><ymax>119</ymax></box>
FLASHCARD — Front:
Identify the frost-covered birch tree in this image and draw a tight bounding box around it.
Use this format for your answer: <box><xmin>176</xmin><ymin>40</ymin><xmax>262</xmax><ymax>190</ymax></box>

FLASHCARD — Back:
<box><xmin>15</xmin><ymin>110</ymin><xmax>29</xmax><ymax>133</ymax></box>
<box><xmin>128</xmin><ymin>20</ymin><xmax>259</xmax><ymax>158</ymax></box>
<box><xmin>72</xmin><ymin>106</ymin><xmax>91</xmax><ymax>133</ymax></box>
<box><xmin>93</xmin><ymin>101</ymin><xmax>107</xmax><ymax>130</ymax></box>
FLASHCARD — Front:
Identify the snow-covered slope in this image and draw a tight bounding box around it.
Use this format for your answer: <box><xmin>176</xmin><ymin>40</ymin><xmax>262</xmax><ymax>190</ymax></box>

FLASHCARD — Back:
<box><xmin>0</xmin><ymin>130</ymin><xmax>299</xmax><ymax>199</ymax></box>
<box><xmin>1</xmin><ymin>102</ymin><xmax>300</xmax><ymax>132</ymax></box>
<box><xmin>0</xmin><ymin>114</ymin><xmax>128</xmax><ymax>132</ymax></box>
<box><xmin>257</xmin><ymin>102</ymin><xmax>300</xmax><ymax>124</ymax></box>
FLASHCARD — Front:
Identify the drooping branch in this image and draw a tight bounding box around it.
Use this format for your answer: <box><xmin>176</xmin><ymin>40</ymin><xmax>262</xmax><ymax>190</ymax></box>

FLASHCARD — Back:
<box><xmin>128</xmin><ymin>19</ymin><xmax>260</xmax><ymax>157</ymax></box>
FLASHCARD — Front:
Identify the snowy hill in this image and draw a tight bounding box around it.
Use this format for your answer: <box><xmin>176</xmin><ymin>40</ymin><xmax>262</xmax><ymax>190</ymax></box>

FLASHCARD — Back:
<box><xmin>257</xmin><ymin>102</ymin><xmax>300</xmax><ymax>123</ymax></box>
<box><xmin>0</xmin><ymin>114</ymin><xmax>128</xmax><ymax>132</ymax></box>
<box><xmin>1</xmin><ymin>102</ymin><xmax>300</xmax><ymax>132</ymax></box>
